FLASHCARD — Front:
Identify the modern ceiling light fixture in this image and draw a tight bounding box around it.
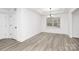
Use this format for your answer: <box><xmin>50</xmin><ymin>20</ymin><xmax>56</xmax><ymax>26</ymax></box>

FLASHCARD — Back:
<box><xmin>49</xmin><ymin>8</ymin><xmax>51</xmax><ymax>17</ymax></box>
<box><xmin>47</xmin><ymin>8</ymin><xmax>53</xmax><ymax>17</ymax></box>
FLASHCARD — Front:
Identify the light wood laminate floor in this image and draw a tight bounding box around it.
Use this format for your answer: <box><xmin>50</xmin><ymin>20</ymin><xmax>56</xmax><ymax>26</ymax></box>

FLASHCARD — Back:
<box><xmin>0</xmin><ymin>32</ymin><xmax>79</xmax><ymax>51</ymax></box>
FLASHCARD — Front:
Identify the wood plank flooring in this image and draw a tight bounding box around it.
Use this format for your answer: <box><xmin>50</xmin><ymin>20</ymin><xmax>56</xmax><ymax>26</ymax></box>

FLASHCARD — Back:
<box><xmin>0</xmin><ymin>32</ymin><xmax>79</xmax><ymax>51</ymax></box>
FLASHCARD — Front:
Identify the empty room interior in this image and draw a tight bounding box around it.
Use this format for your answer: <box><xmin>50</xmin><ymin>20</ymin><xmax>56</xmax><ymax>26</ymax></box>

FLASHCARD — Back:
<box><xmin>0</xmin><ymin>8</ymin><xmax>79</xmax><ymax>51</ymax></box>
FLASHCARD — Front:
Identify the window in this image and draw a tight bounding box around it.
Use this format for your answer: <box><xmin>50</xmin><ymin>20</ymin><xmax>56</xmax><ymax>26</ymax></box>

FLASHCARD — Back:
<box><xmin>47</xmin><ymin>17</ymin><xmax>60</xmax><ymax>28</ymax></box>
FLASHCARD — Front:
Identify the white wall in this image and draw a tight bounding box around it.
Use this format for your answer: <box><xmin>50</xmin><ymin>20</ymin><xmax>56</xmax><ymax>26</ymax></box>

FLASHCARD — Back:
<box><xmin>41</xmin><ymin>13</ymin><xmax>70</xmax><ymax>35</ymax></box>
<box><xmin>16</xmin><ymin>8</ymin><xmax>42</xmax><ymax>42</ymax></box>
<box><xmin>72</xmin><ymin>9</ymin><xmax>79</xmax><ymax>38</ymax></box>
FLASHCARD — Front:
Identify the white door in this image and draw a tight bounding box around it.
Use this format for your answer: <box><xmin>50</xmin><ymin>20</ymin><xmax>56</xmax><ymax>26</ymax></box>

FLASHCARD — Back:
<box><xmin>72</xmin><ymin>9</ymin><xmax>79</xmax><ymax>38</ymax></box>
<box><xmin>8</xmin><ymin>14</ymin><xmax>17</xmax><ymax>39</ymax></box>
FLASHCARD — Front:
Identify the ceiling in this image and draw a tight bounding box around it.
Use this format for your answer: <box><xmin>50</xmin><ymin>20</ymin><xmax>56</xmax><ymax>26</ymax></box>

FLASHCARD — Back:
<box><xmin>0</xmin><ymin>8</ymin><xmax>76</xmax><ymax>15</ymax></box>
<box><xmin>0</xmin><ymin>8</ymin><xmax>16</xmax><ymax>14</ymax></box>
<box><xmin>29</xmin><ymin>8</ymin><xmax>75</xmax><ymax>15</ymax></box>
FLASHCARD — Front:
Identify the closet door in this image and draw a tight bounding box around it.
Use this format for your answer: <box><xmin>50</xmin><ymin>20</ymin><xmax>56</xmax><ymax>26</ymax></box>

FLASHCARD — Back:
<box><xmin>8</xmin><ymin>14</ymin><xmax>17</xmax><ymax>39</ymax></box>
